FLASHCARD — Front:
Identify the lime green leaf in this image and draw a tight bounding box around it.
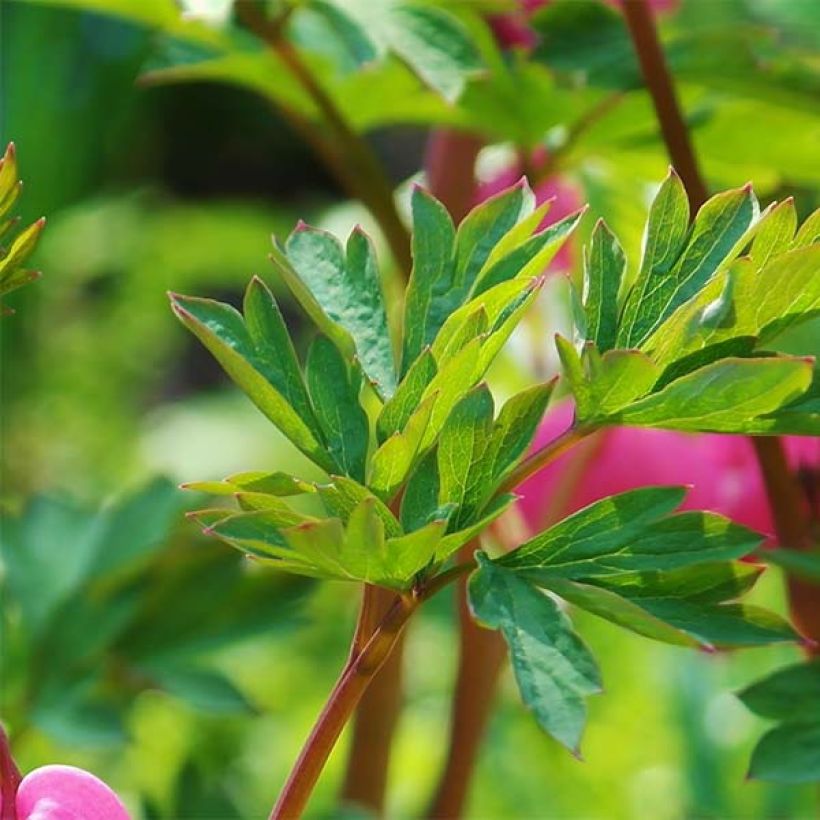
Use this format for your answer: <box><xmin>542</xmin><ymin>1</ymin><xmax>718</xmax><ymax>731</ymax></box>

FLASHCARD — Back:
<box><xmin>377</xmin><ymin>348</ymin><xmax>437</xmax><ymax>442</ymax></box>
<box><xmin>619</xmin><ymin>183</ymin><xmax>759</xmax><ymax>349</ymax></box>
<box><xmin>306</xmin><ymin>335</ymin><xmax>369</xmax><ymax>481</ymax></box>
<box><xmin>385</xmin><ymin>519</ymin><xmax>448</xmax><ymax>581</ymax></box>
<box><xmin>183</xmin><ymin>470</ymin><xmax>316</xmax><ymax>497</ymax></box>
<box><xmin>747</xmin><ymin>722</ymin><xmax>820</xmax><ymax>783</ymax></box>
<box><xmin>0</xmin><ymin>142</ymin><xmax>22</xmax><ymax>218</ymax></box>
<box><xmin>283</xmin><ymin>225</ymin><xmax>396</xmax><ymax>398</ymax></box>
<box><xmin>316</xmin><ymin>475</ymin><xmax>401</xmax><ymax>538</ymax></box>
<box><xmin>169</xmin><ymin>293</ymin><xmax>333</xmax><ymax>472</ymax></box>
<box><xmin>739</xmin><ymin>661</ymin><xmax>820</xmax><ymax>722</ymax></box>
<box><xmin>370</xmin><ymin>393</ymin><xmax>436</xmax><ymax>502</ymax></box>
<box><xmin>489</xmin><ymin>382</ymin><xmax>554</xmax><ymax>481</ymax></box>
<box><xmin>555</xmin><ymin>334</ymin><xmax>591</xmax><ymax>416</ymax></box>
<box><xmin>615</xmin><ymin>357</ymin><xmax>813</xmax><ymax>433</ymax></box>
<box><xmin>473</xmin><ymin>209</ymin><xmax>585</xmax><ymax>297</ymax></box>
<box><xmin>468</xmin><ymin>553</ymin><xmax>602</xmax><ymax>754</ymax></box>
<box><xmin>582</xmin><ymin>219</ymin><xmax>625</xmax><ymax>353</ymax></box>
<box><xmin>437</xmin><ymin>384</ymin><xmax>495</xmax><ymax>529</ymax></box>
<box><xmin>750</xmin><ymin>198</ymin><xmax>797</xmax><ymax>269</ymax></box>
<box><xmin>581</xmin><ymin>347</ymin><xmax>661</xmax><ymax>421</ymax></box>
<box><xmin>793</xmin><ymin>207</ymin><xmax>820</xmax><ymax>248</ymax></box>
<box><xmin>401</xmin><ymin>187</ymin><xmax>456</xmax><ymax>372</ymax></box>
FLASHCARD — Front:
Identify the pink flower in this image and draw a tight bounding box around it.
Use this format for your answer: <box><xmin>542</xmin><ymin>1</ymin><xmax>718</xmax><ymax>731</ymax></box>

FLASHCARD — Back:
<box><xmin>518</xmin><ymin>400</ymin><xmax>818</xmax><ymax>537</ymax></box>
<box><xmin>1</xmin><ymin>764</ymin><xmax>129</xmax><ymax>820</ymax></box>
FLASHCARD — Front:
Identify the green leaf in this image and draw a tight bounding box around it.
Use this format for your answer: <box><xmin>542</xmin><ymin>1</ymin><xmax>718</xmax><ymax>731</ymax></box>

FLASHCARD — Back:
<box><xmin>739</xmin><ymin>661</ymin><xmax>820</xmax><ymax>721</ymax></box>
<box><xmin>579</xmin><ymin>347</ymin><xmax>661</xmax><ymax>421</ymax></box>
<box><xmin>614</xmin><ymin>356</ymin><xmax>813</xmax><ymax>433</ymax></box>
<box><xmin>437</xmin><ymin>384</ymin><xmax>495</xmax><ymax>530</ymax></box>
<box><xmin>170</xmin><ymin>292</ymin><xmax>334</xmax><ymax>472</ymax></box>
<box><xmin>183</xmin><ymin>470</ymin><xmax>316</xmax><ymax>497</ymax></box>
<box><xmin>793</xmin><ymin>207</ymin><xmax>820</xmax><ymax>248</ymax></box>
<box><xmin>316</xmin><ymin>475</ymin><xmax>402</xmax><ymax>538</ymax></box>
<box><xmin>146</xmin><ymin>666</ymin><xmax>253</xmax><ymax>714</ymax></box>
<box><xmin>370</xmin><ymin>393</ymin><xmax>436</xmax><ymax>502</ymax></box>
<box><xmin>619</xmin><ymin>183</ymin><xmax>759</xmax><ymax>349</ymax></box>
<box><xmin>377</xmin><ymin>348</ymin><xmax>437</xmax><ymax>442</ymax></box>
<box><xmin>382</xmin><ymin>2</ymin><xmax>483</xmax><ymax>102</ymax></box>
<box><xmin>747</xmin><ymin>722</ymin><xmax>820</xmax><ymax>783</ymax></box>
<box><xmin>283</xmin><ymin>225</ymin><xmax>396</xmax><ymax>398</ymax></box>
<box><xmin>468</xmin><ymin>553</ymin><xmax>603</xmax><ymax>754</ymax></box>
<box><xmin>473</xmin><ymin>209</ymin><xmax>585</xmax><ymax>297</ymax></box>
<box><xmin>435</xmin><ymin>493</ymin><xmax>517</xmax><ymax>562</ymax></box>
<box><xmin>582</xmin><ymin>219</ymin><xmax>625</xmax><ymax>353</ymax></box>
<box><xmin>489</xmin><ymin>382</ymin><xmax>554</xmax><ymax>481</ymax></box>
<box><xmin>758</xmin><ymin>548</ymin><xmax>820</xmax><ymax>582</ymax></box>
<box><xmin>400</xmin><ymin>448</ymin><xmax>443</xmax><ymax>533</ymax></box>
<box><xmin>750</xmin><ymin>198</ymin><xmax>797</xmax><ymax>269</ymax></box>
<box><xmin>306</xmin><ymin>335</ymin><xmax>369</xmax><ymax>481</ymax></box>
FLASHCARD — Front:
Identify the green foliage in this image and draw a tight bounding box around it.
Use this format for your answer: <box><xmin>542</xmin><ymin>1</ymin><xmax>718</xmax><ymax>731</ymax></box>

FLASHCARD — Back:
<box><xmin>0</xmin><ymin>480</ymin><xmax>284</xmax><ymax>746</ymax></box>
<box><xmin>0</xmin><ymin>143</ymin><xmax>45</xmax><ymax>313</ymax></box>
<box><xmin>175</xmin><ymin>180</ymin><xmax>574</xmax><ymax>590</ymax></box>
<box><xmin>469</xmin><ymin>487</ymin><xmax>795</xmax><ymax>751</ymax></box>
<box><xmin>739</xmin><ymin>661</ymin><xmax>820</xmax><ymax>783</ymax></box>
<box><xmin>562</xmin><ymin>173</ymin><xmax>819</xmax><ymax>435</ymax></box>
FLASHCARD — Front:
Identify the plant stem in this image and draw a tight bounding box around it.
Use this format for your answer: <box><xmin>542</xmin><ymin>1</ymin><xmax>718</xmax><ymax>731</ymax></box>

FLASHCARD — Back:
<box><xmin>270</xmin><ymin>592</ymin><xmax>418</xmax><ymax>820</ymax></box>
<box><xmin>622</xmin><ymin>0</ymin><xmax>818</xmax><ymax>653</ymax></box>
<box><xmin>236</xmin><ymin>3</ymin><xmax>412</xmax><ymax>277</ymax></box>
<box><xmin>340</xmin><ymin>585</ymin><xmax>406</xmax><ymax>812</ymax></box>
<box><xmin>0</xmin><ymin>725</ymin><xmax>21</xmax><ymax>820</ymax></box>
<box><xmin>620</xmin><ymin>0</ymin><xmax>708</xmax><ymax>212</ymax></box>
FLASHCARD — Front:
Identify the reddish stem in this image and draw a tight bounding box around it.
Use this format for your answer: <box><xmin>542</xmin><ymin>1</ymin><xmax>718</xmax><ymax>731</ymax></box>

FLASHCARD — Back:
<box><xmin>0</xmin><ymin>726</ymin><xmax>21</xmax><ymax>820</ymax></box>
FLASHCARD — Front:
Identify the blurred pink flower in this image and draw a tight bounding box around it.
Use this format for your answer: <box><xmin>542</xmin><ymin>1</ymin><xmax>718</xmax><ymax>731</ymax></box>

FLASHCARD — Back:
<box><xmin>1</xmin><ymin>764</ymin><xmax>129</xmax><ymax>820</ymax></box>
<box><xmin>518</xmin><ymin>400</ymin><xmax>818</xmax><ymax>538</ymax></box>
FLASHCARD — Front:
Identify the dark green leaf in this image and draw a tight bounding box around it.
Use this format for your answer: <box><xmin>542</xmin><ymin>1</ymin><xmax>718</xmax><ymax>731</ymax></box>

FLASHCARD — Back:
<box><xmin>739</xmin><ymin>661</ymin><xmax>820</xmax><ymax>721</ymax></box>
<box><xmin>377</xmin><ymin>348</ymin><xmax>437</xmax><ymax>442</ymax></box>
<box><xmin>469</xmin><ymin>553</ymin><xmax>602</xmax><ymax>754</ymax></box>
<box><xmin>748</xmin><ymin>722</ymin><xmax>820</xmax><ymax>783</ymax></box>
<box><xmin>582</xmin><ymin>219</ymin><xmax>625</xmax><ymax>352</ymax></box>
<box><xmin>758</xmin><ymin>548</ymin><xmax>820</xmax><ymax>582</ymax></box>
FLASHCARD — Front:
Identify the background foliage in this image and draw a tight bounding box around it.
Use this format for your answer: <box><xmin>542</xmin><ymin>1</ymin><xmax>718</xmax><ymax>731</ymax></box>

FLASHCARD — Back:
<box><xmin>1</xmin><ymin>0</ymin><xmax>818</xmax><ymax>817</ymax></box>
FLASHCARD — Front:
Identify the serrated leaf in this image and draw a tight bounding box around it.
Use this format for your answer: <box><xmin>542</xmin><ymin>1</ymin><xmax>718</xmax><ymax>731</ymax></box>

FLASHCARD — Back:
<box><xmin>468</xmin><ymin>553</ymin><xmax>602</xmax><ymax>754</ymax></box>
<box><xmin>739</xmin><ymin>661</ymin><xmax>820</xmax><ymax>721</ymax></box>
<box><xmin>370</xmin><ymin>393</ymin><xmax>436</xmax><ymax>501</ymax></box>
<box><xmin>437</xmin><ymin>384</ymin><xmax>496</xmax><ymax>530</ymax></box>
<box><xmin>377</xmin><ymin>348</ymin><xmax>437</xmax><ymax>442</ymax></box>
<box><xmin>615</xmin><ymin>356</ymin><xmax>813</xmax><ymax>433</ymax></box>
<box><xmin>170</xmin><ymin>293</ymin><xmax>334</xmax><ymax>472</ymax></box>
<box><xmin>619</xmin><ymin>183</ymin><xmax>759</xmax><ymax>348</ymax></box>
<box><xmin>582</xmin><ymin>219</ymin><xmax>624</xmax><ymax>353</ymax></box>
<box><xmin>283</xmin><ymin>225</ymin><xmax>396</xmax><ymax>398</ymax></box>
<box><xmin>306</xmin><ymin>335</ymin><xmax>369</xmax><ymax>481</ymax></box>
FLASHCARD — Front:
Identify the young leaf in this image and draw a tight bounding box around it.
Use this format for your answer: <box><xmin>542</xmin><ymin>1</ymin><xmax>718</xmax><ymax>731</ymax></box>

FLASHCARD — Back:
<box><xmin>749</xmin><ymin>198</ymin><xmax>797</xmax><ymax>269</ymax></box>
<box><xmin>469</xmin><ymin>553</ymin><xmax>603</xmax><ymax>754</ymax></box>
<box><xmin>377</xmin><ymin>348</ymin><xmax>437</xmax><ymax>442</ymax></box>
<box><xmin>614</xmin><ymin>356</ymin><xmax>813</xmax><ymax>433</ymax></box>
<box><xmin>579</xmin><ymin>347</ymin><xmax>661</xmax><ymax>421</ymax></box>
<box><xmin>582</xmin><ymin>219</ymin><xmax>625</xmax><ymax>353</ymax></box>
<box><xmin>169</xmin><ymin>293</ymin><xmax>334</xmax><ymax>472</ymax></box>
<box><xmin>619</xmin><ymin>182</ymin><xmax>759</xmax><ymax>348</ymax></box>
<box><xmin>792</xmin><ymin>207</ymin><xmax>820</xmax><ymax>248</ymax></box>
<box><xmin>283</xmin><ymin>225</ymin><xmax>396</xmax><ymax>398</ymax></box>
<box><xmin>437</xmin><ymin>384</ymin><xmax>496</xmax><ymax>530</ymax></box>
<box><xmin>401</xmin><ymin>187</ymin><xmax>456</xmax><ymax>372</ymax></box>
<box><xmin>306</xmin><ymin>335</ymin><xmax>369</xmax><ymax>481</ymax></box>
<box><xmin>316</xmin><ymin>475</ymin><xmax>402</xmax><ymax>538</ymax></box>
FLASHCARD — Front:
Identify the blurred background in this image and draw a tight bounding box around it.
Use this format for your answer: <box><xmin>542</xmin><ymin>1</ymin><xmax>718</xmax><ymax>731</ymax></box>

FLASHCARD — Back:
<box><xmin>1</xmin><ymin>0</ymin><xmax>818</xmax><ymax>816</ymax></box>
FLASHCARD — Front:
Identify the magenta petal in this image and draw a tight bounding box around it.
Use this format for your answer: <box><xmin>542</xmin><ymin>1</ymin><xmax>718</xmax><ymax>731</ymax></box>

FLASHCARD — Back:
<box><xmin>16</xmin><ymin>765</ymin><xmax>129</xmax><ymax>820</ymax></box>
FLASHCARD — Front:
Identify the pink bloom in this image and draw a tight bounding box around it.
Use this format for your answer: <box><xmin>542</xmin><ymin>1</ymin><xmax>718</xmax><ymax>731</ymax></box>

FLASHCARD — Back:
<box><xmin>2</xmin><ymin>765</ymin><xmax>129</xmax><ymax>820</ymax></box>
<box><xmin>519</xmin><ymin>400</ymin><xmax>818</xmax><ymax>537</ymax></box>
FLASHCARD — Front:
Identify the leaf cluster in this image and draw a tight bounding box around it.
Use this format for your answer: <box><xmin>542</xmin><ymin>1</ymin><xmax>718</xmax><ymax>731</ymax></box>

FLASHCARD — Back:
<box><xmin>172</xmin><ymin>181</ymin><xmax>578</xmax><ymax>589</ymax></box>
<box><xmin>562</xmin><ymin>170</ymin><xmax>819</xmax><ymax>435</ymax></box>
<box><xmin>0</xmin><ymin>143</ymin><xmax>45</xmax><ymax>314</ymax></box>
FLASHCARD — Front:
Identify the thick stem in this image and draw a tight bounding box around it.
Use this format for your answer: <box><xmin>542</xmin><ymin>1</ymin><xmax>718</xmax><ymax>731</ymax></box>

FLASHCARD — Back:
<box><xmin>621</xmin><ymin>0</ymin><xmax>708</xmax><ymax>212</ymax></box>
<box><xmin>752</xmin><ymin>438</ymin><xmax>818</xmax><ymax>654</ymax></box>
<box><xmin>270</xmin><ymin>593</ymin><xmax>417</xmax><ymax>820</ymax></box>
<box><xmin>340</xmin><ymin>586</ymin><xmax>406</xmax><ymax>813</ymax></box>
<box><xmin>0</xmin><ymin>725</ymin><xmax>21</xmax><ymax>820</ymax></box>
